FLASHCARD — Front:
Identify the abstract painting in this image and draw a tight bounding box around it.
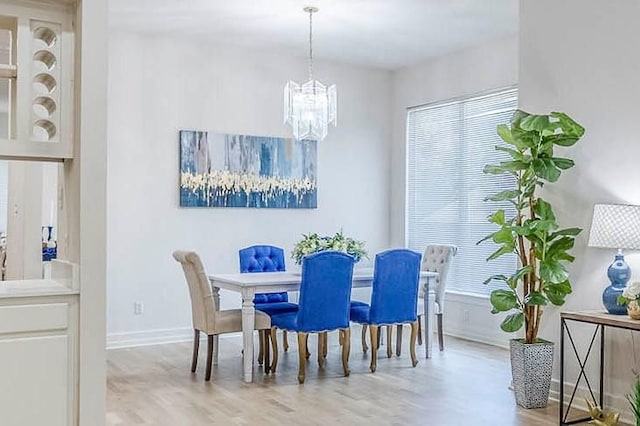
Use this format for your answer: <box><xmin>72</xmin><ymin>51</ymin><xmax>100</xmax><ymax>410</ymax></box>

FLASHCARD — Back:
<box><xmin>179</xmin><ymin>130</ymin><xmax>317</xmax><ymax>208</ymax></box>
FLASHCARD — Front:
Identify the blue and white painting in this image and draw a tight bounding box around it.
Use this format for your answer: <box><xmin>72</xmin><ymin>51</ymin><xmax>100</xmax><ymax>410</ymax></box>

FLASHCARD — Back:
<box><xmin>180</xmin><ymin>131</ymin><xmax>317</xmax><ymax>208</ymax></box>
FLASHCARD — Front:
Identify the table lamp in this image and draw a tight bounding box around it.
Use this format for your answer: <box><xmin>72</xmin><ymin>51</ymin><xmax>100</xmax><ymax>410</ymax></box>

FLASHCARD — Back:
<box><xmin>588</xmin><ymin>203</ymin><xmax>640</xmax><ymax>314</ymax></box>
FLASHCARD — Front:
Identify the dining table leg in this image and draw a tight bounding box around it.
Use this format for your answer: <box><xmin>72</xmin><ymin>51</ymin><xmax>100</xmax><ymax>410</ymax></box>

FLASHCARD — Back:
<box><xmin>211</xmin><ymin>286</ymin><xmax>220</xmax><ymax>365</ymax></box>
<box><xmin>241</xmin><ymin>288</ymin><xmax>256</xmax><ymax>383</ymax></box>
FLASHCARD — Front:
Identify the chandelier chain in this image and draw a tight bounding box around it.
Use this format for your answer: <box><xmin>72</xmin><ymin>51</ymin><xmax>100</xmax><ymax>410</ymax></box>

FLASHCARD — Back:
<box><xmin>308</xmin><ymin>9</ymin><xmax>314</xmax><ymax>83</ymax></box>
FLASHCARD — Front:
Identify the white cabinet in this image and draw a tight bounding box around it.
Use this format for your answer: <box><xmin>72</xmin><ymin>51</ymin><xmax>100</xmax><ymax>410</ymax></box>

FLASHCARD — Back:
<box><xmin>0</xmin><ymin>296</ymin><xmax>78</xmax><ymax>426</ymax></box>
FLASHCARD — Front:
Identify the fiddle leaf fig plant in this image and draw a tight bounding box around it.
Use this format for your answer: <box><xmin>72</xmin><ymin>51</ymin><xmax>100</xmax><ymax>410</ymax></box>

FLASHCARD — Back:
<box><xmin>479</xmin><ymin>110</ymin><xmax>585</xmax><ymax>344</ymax></box>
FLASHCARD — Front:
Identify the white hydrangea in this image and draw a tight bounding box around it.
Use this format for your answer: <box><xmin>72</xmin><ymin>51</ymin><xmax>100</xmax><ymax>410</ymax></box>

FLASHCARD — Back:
<box><xmin>623</xmin><ymin>281</ymin><xmax>640</xmax><ymax>300</ymax></box>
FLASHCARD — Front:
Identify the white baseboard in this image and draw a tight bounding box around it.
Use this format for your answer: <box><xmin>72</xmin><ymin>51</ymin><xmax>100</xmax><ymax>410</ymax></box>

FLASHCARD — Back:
<box><xmin>444</xmin><ymin>330</ymin><xmax>509</xmax><ymax>349</ymax></box>
<box><xmin>107</xmin><ymin>327</ymin><xmax>241</xmax><ymax>350</ymax></box>
<box><xmin>107</xmin><ymin>327</ymin><xmax>194</xmax><ymax>349</ymax></box>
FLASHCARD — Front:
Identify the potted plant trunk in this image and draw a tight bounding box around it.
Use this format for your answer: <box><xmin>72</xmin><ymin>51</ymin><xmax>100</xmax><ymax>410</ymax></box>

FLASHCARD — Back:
<box><xmin>480</xmin><ymin>110</ymin><xmax>585</xmax><ymax>408</ymax></box>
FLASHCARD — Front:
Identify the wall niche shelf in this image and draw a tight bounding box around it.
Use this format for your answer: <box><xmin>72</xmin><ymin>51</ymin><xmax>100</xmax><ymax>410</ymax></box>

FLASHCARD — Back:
<box><xmin>0</xmin><ymin>3</ymin><xmax>74</xmax><ymax>161</ymax></box>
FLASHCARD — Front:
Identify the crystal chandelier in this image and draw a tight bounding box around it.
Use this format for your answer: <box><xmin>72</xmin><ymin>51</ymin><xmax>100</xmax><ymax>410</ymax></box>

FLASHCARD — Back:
<box><xmin>284</xmin><ymin>6</ymin><xmax>337</xmax><ymax>141</ymax></box>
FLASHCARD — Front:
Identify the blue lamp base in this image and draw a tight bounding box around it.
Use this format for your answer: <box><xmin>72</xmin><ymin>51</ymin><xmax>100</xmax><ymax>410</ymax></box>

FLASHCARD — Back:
<box><xmin>603</xmin><ymin>284</ymin><xmax>627</xmax><ymax>315</ymax></box>
<box><xmin>602</xmin><ymin>253</ymin><xmax>630</xmax><ymax>315</ymax></box>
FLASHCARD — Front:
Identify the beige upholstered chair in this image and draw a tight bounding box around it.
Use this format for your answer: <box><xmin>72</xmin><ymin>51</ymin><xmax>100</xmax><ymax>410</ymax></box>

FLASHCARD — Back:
<box><xmin>173</xmin><ymin>250</ymin><xmax>271</xmax><ymax>381</ymax></box>
<box><xmin>396</xmin><ymin>244</ymin><xmax>457</xmax><ymax>354</ymax></box>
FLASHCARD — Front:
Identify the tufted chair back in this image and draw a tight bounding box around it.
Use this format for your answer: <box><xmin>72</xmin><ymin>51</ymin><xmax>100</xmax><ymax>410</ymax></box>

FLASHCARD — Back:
<box><xmin>420</xmin><ymin>244</ymin><xmax>458</xmax><ymax>314</ymax></box>
<box><xmin>297</xmin><ymin>251</ymin><xmax>355</xmax><ymax>332</ymax></box>
<box><xmin>370</xmin><ymin>249</ymin><xmax>422</xmax><ymax>325</ymax></box>
<box><xmin>239</xmin><ymin>245</ymin><xmax>288</xmax><ymax>304</ymax></box>
<box><xmin>173</xmin><ymin>250</ymin><xmax>217</xmax><ymax>334</ymax></box>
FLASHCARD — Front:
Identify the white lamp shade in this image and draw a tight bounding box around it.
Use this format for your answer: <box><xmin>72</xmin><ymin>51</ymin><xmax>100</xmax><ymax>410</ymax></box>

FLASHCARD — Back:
<box><xmin>588</xmin><ymin>204</ymin><xmax>640</xmax><ymax>250</ymax></box>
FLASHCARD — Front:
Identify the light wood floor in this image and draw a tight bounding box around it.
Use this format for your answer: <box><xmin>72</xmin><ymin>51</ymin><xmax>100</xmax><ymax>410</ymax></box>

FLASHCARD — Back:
<box><xmin>107</xmin><ymin>328</ymin><xmax>561</xmax><ymax>425</ymax></box>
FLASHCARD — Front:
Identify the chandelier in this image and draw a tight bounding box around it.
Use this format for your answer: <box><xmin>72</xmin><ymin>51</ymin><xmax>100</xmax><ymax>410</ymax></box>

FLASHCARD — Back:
<box><xmin>284</xmin><ymin>6</ymin><xmax>337</xmax><ymax>141</ymax></box>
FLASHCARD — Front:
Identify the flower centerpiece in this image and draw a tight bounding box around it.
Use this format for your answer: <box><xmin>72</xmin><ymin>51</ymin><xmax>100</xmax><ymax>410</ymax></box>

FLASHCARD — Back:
<box><xmin>618</xmin><ymin>281</ymin><xmax>640</xmax><ymax>320</ymax></box>
<box><xmin>291</xmin><ymin>231</ymin><xmax>367</xmax><ymax>265</ymax></box>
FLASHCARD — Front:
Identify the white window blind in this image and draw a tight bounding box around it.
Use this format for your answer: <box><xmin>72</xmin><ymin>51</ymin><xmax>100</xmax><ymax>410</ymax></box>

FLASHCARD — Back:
<box><xmin>406</xmin><ymin>87</ymin><xmax>518</xmax><ymax>296</ymax></box>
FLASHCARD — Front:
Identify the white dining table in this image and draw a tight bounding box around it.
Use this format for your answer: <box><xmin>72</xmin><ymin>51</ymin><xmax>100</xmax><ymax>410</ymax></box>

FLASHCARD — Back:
<box><xmin>208</xmin><ymin>268</ymin><xmax>439</xmax><ymax>383</ymax></box>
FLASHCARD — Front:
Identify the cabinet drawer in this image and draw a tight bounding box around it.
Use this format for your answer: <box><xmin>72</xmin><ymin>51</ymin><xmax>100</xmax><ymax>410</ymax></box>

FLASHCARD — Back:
<box><xmin>0</xmin><ymin>303</ymin><xmax>68</xmax><ymax>334</ymax></box>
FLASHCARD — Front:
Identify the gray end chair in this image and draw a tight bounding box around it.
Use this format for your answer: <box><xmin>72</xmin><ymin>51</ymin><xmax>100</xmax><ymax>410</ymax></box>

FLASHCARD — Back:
<box><xmin>173</xmin><ymin>250</ymin><xmax>271</xmax><ymax>381</ymax></box>
<box><xmin>396</xmin><ymin>244</ymin><xmax>457</xmax><ymax>355</ymax></box>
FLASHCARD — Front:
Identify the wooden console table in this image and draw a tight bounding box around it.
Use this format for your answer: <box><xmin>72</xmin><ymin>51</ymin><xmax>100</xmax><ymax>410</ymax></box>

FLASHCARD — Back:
<box><xmin>560</xmin><ymin>311</ymin><xmax>640</xmax><ymax>425</ymax></box>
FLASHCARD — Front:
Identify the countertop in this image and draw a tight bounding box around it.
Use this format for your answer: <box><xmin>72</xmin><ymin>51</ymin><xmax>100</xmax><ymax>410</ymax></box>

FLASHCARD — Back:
<box><xmin>0</xmin><ymin>279</ymin><xmax>79</xmax><ymax>299</ymax></box>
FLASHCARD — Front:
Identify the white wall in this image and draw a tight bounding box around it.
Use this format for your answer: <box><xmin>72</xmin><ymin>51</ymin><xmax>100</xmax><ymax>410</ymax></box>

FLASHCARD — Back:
<box><xmin>390</xmin><ymin>37</ymin><xmax>519</xmax><ymax>346</ymax></box>
<box><xmin>520</xmin><ymin>0</ymin><xmax>640</xmax><ymax>418</ymax></box>
<box><xmin>0</xmin><ymin>112</ymin><xmax>7</xmax><ymax>139</ymax></box>
<box><xmin>107</xmin><ymin>32</ymin><xmax>392</xmax><ymax>346</ymax></box>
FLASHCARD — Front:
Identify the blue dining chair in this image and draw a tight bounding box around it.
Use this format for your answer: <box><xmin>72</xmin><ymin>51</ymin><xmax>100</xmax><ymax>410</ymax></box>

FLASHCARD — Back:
<box><xmin>350</xmin><ymin>248</ymin><xmax>422</xmax><ymax>372</ymax></box>
<box><xmin>269</xmin><ymin>251</ymin><xmax>355</xmax><ymax>384</ymax></box>
<box><xmin>239</xmin><ymin>245</ymin><xmax>298</xmax><ymax>368</ymax></box>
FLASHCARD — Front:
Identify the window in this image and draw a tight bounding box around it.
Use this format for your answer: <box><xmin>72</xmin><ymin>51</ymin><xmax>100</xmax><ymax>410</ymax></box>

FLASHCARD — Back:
<box><xmin>406</xmin><ymin>87</ymin><xmax>518</xmax><ymax>296</ymax></box>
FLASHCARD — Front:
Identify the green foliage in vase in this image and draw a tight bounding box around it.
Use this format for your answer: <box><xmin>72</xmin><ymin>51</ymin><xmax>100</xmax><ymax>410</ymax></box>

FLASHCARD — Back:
<box><xmin>478</xmin><ymin>110</ymin><xmax>585</xmax><ymax>344</ymax></box>
<box><xmin>292</xmin><ymin>231</ymin><xmax>367</xmax><ymax>265</ymax></box>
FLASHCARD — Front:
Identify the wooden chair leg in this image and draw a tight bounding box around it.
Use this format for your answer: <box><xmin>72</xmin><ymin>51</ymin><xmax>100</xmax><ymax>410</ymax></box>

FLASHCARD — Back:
<box><xmin>417</xmin><ymin>315</ymin><xmax>423</xmax><ymax>346</ymax></box>
<box><xmin>396</xmin><ymin>324</ymin><xmax>402</xmax><ymax>356</ymax></box>
<box><xmin>377</xmin><ymin>327</ymin><xmax>381</xmax><ymax>348</ymax></box>
<box><xmin>322</xmin><ymin>332</ymin><xmax>328</xmax><ymax>359</ymax></box>
<box><xmin>305</xmin><ymin>339</ymin><xmax>311</xmax><ymax>360</ymax></box>
<box><xmin>213</xmin><ymin>335</ymin><xmax>219</xmax><ymax>365</ymax></box>
<box><xmin>437</xmin><ymin>313</ymin><xmax>444</xmax><ymax>351</ymax></box>
<box><xmin>339</xmin><ymin>330</ymin><xmax>344</xmax><ymax>346</ymax></box>
<box><xmin>283</xmin><ymin>330</ymin><xmax>289</xmax><ymax>352</ymax></box>
<box><xmin>342</xmin><ymin>328</ymin><xmax>351</xmax><ymax>377</ymax></box>
<box><xmin>369</xmin><ymin>325</ymin><xmax>379</xmax><ymax>373</ymax></box>
<box><xmin>263</xmin><ymin>329</ymin><xmax>271</xmax><ymax>374</ymax></box>
<box><xmin>297</xmin><ymin>333</ymin><xmax>308</xmax><ymax>384</ymax></box>
<box><xmin>386</xmin><ymin>325</ymin><xmax>393</xmax><ymax>358</ymax></box>
<box><xmin>410</xmin><ymin>321</ymin><xmax>418</xmax><ymax>367</ymax></box>
<box><xmin>317</xmin><ymin>333</ymin><xmax>325</xmax><ymax>368</ymax></box>
<box><xmin>270</xmin><ymin>327</ymin><xmax>278</xmax><ymax>373</ymax></box>
<box><xmin>361</xmin><ymin>324</ymin><xmax>368</xmax><ymax>353</ymax></box>
<box><xmin>191</xmin><ymin>329</ymin><xmax>200</xmax><ymax>373</ymax></box>
<box><xmin>258</xmin><ymin>330</ymin><xmax>264</xmax><ymax>366</ymax></box>
<box><xmin>205</xmin><ymin>335</ymin><xmax>214</xmax><ymax>381</ymax></box>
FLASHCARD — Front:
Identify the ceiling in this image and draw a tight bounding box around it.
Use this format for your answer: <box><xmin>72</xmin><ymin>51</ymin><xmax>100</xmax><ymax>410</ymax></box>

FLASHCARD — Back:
<box><xmin>109</xmin><ymin>0</ymin><xmax>518</xmax><ymax>70</ymax></box>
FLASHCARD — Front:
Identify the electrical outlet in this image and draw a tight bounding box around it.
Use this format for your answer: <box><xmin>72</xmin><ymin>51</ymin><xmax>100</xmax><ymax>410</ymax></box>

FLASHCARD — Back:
<box><xmin>463</xmin><ymin>309</ymin><xmax>470</xmax><ymax>322</ymax></box>
<box><xmin>134</xmin><ymin>302</ymin><xmax>144</xmax><ymax>315</ymax></box>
